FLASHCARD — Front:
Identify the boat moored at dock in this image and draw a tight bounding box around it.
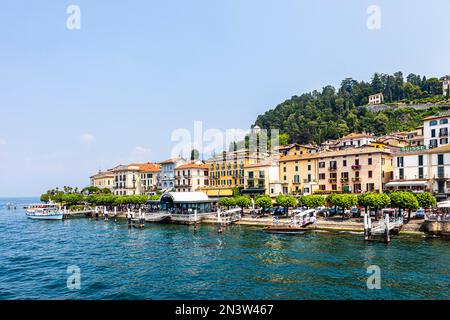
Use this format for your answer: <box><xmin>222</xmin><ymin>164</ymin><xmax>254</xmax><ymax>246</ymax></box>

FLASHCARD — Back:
<box><xmin>26</xmin><ymin>207</ymin><xmax>64</xmax><ymax>220</ymax></box>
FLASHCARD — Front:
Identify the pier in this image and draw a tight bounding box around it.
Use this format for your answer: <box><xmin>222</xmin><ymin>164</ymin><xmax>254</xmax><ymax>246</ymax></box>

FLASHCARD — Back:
<box><xmin>363</xmin><ymin>211</ymin><xmax>404</xmax><ymax>243</ymax></box>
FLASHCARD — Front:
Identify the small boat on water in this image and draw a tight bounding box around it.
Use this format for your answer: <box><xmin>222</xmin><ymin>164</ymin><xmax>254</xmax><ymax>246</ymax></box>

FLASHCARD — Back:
<box><xmin>26</xmin><ymin>203</ymin><xmax>63</xmax><ymax>220</ymax></box>
<box><xmin>263</xmin><ymin>209</ymin><xmax>317</xmax><ymax>234</ymax></box>
<box><xmin>263</xmin><ymin>225</ymin><xmax>308</xmax><ymax>234</ymax></box>
<box><xmin>26</xmin><ymin>208</ymin><xmax>64</xmax><ymax>220</ymax></box>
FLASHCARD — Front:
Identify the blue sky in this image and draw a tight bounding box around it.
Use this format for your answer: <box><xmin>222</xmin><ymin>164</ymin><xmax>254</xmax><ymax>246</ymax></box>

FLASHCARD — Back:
<box><xmin>1</xmin><ymin>0</ymin><xmax>450</xmax><ymax>196</ymax></box>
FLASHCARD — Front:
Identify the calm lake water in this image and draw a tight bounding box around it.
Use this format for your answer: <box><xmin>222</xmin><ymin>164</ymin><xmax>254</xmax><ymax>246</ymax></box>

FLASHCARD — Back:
<box><xmin>0</xmin><ymin>197</ymin><xmax>449</xmax><ymax>300</ymax></box>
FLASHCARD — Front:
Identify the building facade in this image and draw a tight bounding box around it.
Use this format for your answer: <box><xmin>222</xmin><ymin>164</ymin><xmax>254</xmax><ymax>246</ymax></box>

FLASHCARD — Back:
<box><xmin>111</xmin><ymin>164</ymin><xmax>143</xmax><ymax>195</ymax></box>
<box><xmin>279</xmin><ymin>154</ymin><xmax>318</xmax><ymax>195</ymax></box>
<box><xmin>243</xmin><ymin>159</ymin><xmax>282</xmax><ymax>197</ymax></box>
<box><xmin>160</xmin><ymin>158</ymin><xmax>187</xmax><ymax>191</ymax></box>
<box><xmin>368</xmin><ymin>93</ymin><xmax>384</xmax><ymax>105</ymax></box>
<box><xmin>315</xmin><ymin>146</ymin><xmax>393</xmax><ymax>193</ymax></box>
<box><xmin>334</xmin><ymin>133</ymin><xmax>376</xmax><ymax>149</ymax></box>
<box><xmin>139</xmin><ymin>163</ymin><xmax>161</xmax><ymax>194</ymax></box>
<box><xmin>174</xmin><ymin>163</ymin><xmax>209</xmax><ymax>192</ymax></box>
<box><xmin>90</xmin><ymin>170</ymin><xmax>115</xmax><ymax>192</ymax></box>
<box><xmin>273</xmin><ymin>143</ymin><xmax>316</xmax><ymax>157</ymax></box>
<box><xmin>387</xmin><ymin>144</ymin><xmax>450</xmax><ymax>200</ymax></box>
<box><xmin>423</xmin><ymin>114</ymin><xmax>450</xmax><ymax>149</ymax></box>
<box><xmin>202</xmin><ymin>149</ymin><xmax>266</xmax><ymax>197</ymax></box>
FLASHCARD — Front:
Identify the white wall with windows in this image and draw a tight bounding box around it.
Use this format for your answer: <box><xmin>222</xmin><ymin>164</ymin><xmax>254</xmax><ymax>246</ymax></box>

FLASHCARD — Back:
<box><xmin>424</xmin><ymin>116</ymin><xmax>450</xmax><ymax>149</ymax></box>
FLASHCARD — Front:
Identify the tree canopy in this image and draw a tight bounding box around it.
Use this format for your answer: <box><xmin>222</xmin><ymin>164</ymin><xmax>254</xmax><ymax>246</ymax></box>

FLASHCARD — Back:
<box><xmin>255</xmin><ymin>72</ymin><xmax>450</xmax><ymax>145</ymax></box>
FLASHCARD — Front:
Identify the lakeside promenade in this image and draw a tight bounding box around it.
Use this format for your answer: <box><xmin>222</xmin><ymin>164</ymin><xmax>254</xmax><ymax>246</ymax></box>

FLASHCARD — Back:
<box><xmin>84</xmin><ymin>209</ymin><xmax>426</xmax><ymax>235</ymax></box>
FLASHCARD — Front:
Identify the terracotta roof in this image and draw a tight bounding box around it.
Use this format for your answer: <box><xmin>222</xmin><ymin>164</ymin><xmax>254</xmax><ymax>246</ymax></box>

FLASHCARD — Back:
<box><xmin>139</xmin><ymin>163</ymin><xmax>161</xmax><ymax>172</ymax></box>
<box><xmin>341</xmin><ymin>132</ymin><xmax>375</xmax><ymax>140</ymax></box>
<box><xmin>423</xmin><ymin>114</ymin><xmax>450</xmax><ymax>121</ymax></box>
<box><xmin>315</xmin><ymin>146</ymin><xmax>391</xmax><ymax>158</ymax></box>
<box><xmin>175</xmin><ymin>163</ymin><xmax>209</xmax><ymax>170</ymax></box>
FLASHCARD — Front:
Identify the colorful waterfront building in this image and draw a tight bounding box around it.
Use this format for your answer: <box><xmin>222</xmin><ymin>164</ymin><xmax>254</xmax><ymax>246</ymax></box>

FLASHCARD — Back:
<box><xmin>387</xmin><ymin>144</ymin><xmax>450</xmax><ymax>200</ymax></box>
<box><xmin>273</xmin><ymin>143</ymin><xmax>316</xmax><ymax>157</ymax></box>
<box><xmin>139</xmin><ymin>163</ymin><xmax>161</xmax><ymax>194</ymax></box>
<box><xmin>202</xmin><ymin>149</ymin><xmax>266</xmax><ymax>197</ymax></box>
<box><xmin>423</xmin><ymin>113</ymin><xmax>450</xmax><ymax>149</ymax></box>
<box><xmin>279</xmin><ymin>154</ymin><xmax>318</xmax><ymax>195</ymax></box>
<box><xmin>90</xmin><ymin>170</ymin><xmax>115</xmax><ymax>192</ymax></box>
<box><xmin>315</xmin><ymin>146</ymin><xmax>393</xmax><ymax>194</ymax></box>
<box><xmin>111</xmin><ymin>164</ymin><xmax>143</xmax><ymax>195</ymax></box>
<box><xmin>160</xmin><ymin>157</ymin><xmax>187</xmax><ymax>191</ymax></box>
<box><xmin>243</xmin><ymin>158</ymin><xmax>282</xmax><ymax>197</ymax></box>
<box><xmin>174</xmin><ymin>163</ymin><xmax>209</xmax><ymax>192</ymax></box>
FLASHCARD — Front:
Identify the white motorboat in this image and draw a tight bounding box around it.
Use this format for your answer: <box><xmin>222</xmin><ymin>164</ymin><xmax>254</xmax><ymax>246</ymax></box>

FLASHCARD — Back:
<box><xmin>26</xmin><ymin>206</ymin><xmax>63</xmax><ymax>220</ymax></box>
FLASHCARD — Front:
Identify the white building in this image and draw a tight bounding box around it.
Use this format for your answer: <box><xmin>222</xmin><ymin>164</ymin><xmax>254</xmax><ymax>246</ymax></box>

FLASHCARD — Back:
<box><xmin>139</xmin><ymin>163</ymin><xmax>161</xmax><ymax>194</ymax></box>
<box><xmin>174</xmin><ymin>163</ymin><xmax>209</xmax><ymax>192</ymax></box>
<box><xmin>423</xmin><ymin>114</ymin><xmax>450</xmax><ymax>149</ymax></box>
<box><xmin>334</xmin><ymin>133</ymin><xmax>376</xmax><ymax>149</ymax></box>
<box><xmin>387</xmin><ymin>144</ymin><xmax>450</xmax><ymax>200</ymax></box>
<box><xmin>368</xmin><ymin>93</ymin><xmax>384</xmax><ymax>105</ymax></box>
<box><xmin>111</xmin><ymin>164</ymin><xmax>143</xmax><ymax>195</ymax></box>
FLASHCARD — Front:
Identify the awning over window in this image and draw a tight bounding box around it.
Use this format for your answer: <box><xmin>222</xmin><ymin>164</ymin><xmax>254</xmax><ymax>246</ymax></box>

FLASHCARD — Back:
<box><xmin>385</xmin><ymin>181</ymin><xmax>429</xmax><ymax>187</ymax></box>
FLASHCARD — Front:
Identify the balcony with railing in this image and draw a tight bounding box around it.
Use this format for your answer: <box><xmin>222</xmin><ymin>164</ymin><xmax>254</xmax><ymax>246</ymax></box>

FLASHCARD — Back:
<box><xmin>351</xmin><ymin>164</ymin><xmax>362</xmax><ymax>170</ymax></box>
<box><xmin>329</xmin><ymin>178</ymin><xmax>337</xmax><ymax>183</ymax></box>
<box><xmin>328</xmin><ymin>166</ymin><xmax>337</xmax><ymax>171</ymax></box>
<box><xmin>351</xmin><ymin>177</ymin><xmax>361</xmax><ymax>182</ymax></box>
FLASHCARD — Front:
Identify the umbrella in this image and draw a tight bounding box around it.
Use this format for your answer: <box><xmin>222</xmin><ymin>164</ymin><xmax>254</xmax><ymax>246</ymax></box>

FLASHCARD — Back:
<box><xmin>436</xmin><ymin>201</ymin><xmax>450</xmax><ymax>208</ymax></box>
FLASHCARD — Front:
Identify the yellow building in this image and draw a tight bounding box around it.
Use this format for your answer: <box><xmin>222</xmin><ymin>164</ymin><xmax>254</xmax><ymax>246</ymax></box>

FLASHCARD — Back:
<box><xmin>90</xmin><ymin>170</ymin><xmax>115</xmax><ymax>192</ymax></box>
<box><xmin>279</xmin><ymin>154</ymin><xmax>319</xmax><ymax>195</ymax></box>
<box><xmin>274</xmin><ymin>143</ymin><xmax>316</xmax><ymax>157</ymax></box>
<box><xmin>201</xmin><ymin>149</ymin><xmax>265</xmax><ymax>197</ymax></box>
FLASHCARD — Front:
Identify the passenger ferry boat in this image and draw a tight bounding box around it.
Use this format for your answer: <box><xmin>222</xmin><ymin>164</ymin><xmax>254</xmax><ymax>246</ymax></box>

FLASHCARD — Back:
<box><xmin>26</xmin><ymin>204</ymin><xmax>64</xmax><ymax>220</ymax></box>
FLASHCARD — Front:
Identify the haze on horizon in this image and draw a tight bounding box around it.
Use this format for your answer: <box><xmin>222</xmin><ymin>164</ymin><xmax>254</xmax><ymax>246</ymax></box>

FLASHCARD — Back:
<box><xmin>1</xmin><ymin>0</ymin><xmax>450</xmax><ymax>197</ymax></box>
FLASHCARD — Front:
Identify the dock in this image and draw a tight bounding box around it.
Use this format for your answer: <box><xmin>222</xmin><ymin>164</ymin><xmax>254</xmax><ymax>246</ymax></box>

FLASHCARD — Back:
<box><xmin>63</xmin><ymin>210</ymin><xmax>94</xmax><ymax>219</ymax></box>
<box><xmin>363</xmin><ymin>212</ymin><xmax>404</xmax><ymax>243</ymax></box>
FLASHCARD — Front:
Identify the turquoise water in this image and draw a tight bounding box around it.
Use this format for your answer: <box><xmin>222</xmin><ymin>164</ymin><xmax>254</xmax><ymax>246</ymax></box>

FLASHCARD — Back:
<box><xmin>0</xmin><ymin>197</ymin><xmax>449</xmax><ymax>300</ymax></box>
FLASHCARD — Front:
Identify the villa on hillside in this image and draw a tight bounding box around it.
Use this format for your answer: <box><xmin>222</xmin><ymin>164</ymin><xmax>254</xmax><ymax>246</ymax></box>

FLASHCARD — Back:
<box><xmin>368</xmin><ymin>92</ymin><xmax>384</xmax><ymax>105</ymax></box>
